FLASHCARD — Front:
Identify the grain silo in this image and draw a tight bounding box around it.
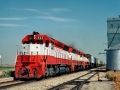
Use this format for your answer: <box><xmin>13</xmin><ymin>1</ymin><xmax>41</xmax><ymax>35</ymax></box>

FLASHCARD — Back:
<box><xmin>107</xmin><ymin>16</ymin><xmax>120</xmax><ymax>70</ymax></box>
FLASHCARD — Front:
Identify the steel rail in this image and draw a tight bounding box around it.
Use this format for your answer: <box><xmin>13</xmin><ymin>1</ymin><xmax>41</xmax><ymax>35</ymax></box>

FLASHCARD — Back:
<box><xmin>48</xmin><ymin>68</ymin><xmax>101</xmax><ymax>90</ymax></box>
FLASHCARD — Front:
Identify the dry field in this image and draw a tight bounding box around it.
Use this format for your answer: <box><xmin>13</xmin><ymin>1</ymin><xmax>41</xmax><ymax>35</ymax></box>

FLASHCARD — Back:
<box><xmin>106</xmin><ymin>71</ymin><xmax>120</xmax><ymax>90</ymax></box>
<box><xmin>0</xmin><ymin>70</ymin><xmax>3</xmax><ymax>75</ymax></box>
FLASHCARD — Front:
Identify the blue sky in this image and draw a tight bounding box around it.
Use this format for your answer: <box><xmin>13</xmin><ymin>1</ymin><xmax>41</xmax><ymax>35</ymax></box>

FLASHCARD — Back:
<box><xmin>0</xmin><ymin>0</ymin><xmax>120</xmax><ymax>64</ymax></box>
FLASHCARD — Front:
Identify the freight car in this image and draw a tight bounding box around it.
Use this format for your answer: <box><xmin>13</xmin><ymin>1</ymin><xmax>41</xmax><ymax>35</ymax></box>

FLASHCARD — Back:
<box><xmin>86</xmin><ymin>54</ymin><xmax>103</xmax><ymax>68</ymax></box>
<box><xmin>14</xmin><ymin>32</ymin><xmax>95</xmax><ymax>80</ymax></box>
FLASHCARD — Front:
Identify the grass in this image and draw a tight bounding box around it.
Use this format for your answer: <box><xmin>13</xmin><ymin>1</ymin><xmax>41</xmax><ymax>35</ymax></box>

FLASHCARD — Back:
<box><xmin>106</xmin><ymin>71</ymin><xmax>120</xmax><ymax>90</ymax></box>
<box><xmin>0</xmin><ymin>66</ymin><xmax>14</xmax><ymax>70</ymax></box>
<box><xmin>0</xmin><ymin>70</ymin><xmax>12</xmax><ymax>78</ymax></box>
<box><xmin>0</xmin><ymin>66</ymin><xmax>14</xmax><ymax>78</ymax></box>
<box><xmin>106</xmin><ymin>71</ymin><xmax>116</xmax><ymax>80</ymax></box>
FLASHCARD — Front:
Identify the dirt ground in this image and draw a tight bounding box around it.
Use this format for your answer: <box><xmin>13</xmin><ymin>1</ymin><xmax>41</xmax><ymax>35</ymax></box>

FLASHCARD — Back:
<box><xmin>82</xmin><ymin>71</ymin><xmax>120</xmax><ymax>90</ymax></box>
<box><xmin>82</xmin><ymin>81</ymin><xmax>114</xmax><ymax>90</ymax></box>
<box><xmin>81</xmin><ymin>71</ymin><xmax>115</xmax><ymax>90</ymax></box>
<box><xmin>0</xmin><ymin>68</ymin><xmax>116</xmax><ymax>90</ymax></box>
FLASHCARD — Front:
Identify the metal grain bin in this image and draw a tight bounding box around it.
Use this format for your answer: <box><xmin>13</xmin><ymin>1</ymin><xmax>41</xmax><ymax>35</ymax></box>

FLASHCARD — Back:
<box><xmin>107</xmin><ymin>16</ymin><xmax>120</xmax><ymax>48</ymax></box>
<box><xmin>107</xmin><ymin>49</ymin><xmax>120</xmax><ymax>70</ymax></box>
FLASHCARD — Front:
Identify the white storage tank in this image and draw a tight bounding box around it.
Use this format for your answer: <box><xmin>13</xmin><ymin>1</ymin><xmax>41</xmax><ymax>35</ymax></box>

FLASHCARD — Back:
<box><xmin>107</xmin><ymin>48</ymin><xmax>120</xmax><ymax>70</ymax></box>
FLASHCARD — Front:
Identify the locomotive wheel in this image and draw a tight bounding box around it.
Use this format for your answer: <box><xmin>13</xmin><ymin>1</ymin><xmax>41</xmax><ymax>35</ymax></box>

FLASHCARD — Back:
<box><xmin>45</xmin><ymin>68</ymin><xmax>49</xmax><ymax>78</ymax></box>
<box><xmin>33</xmin><ymin>69</ymin><xmax>39</xmax><ymax>80</ymax></box>
<box><xmin>13</xmin><ymin>76</ymin><xmax>18</xmax><ymax>80</ymax></box>
<box><xmin>11</xmin><ymin>71</ymin><xmax>18</xmax><ymax>80</ymax></box>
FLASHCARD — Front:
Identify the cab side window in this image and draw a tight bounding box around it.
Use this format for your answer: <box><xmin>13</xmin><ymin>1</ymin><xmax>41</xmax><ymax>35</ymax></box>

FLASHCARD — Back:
<box><xmin>39</xmin><ymin>40</ymin><xmax>43</xmax><ymax>44</ymax></box>
<box><xmin>45</xmin><ymin>41</ymin><xmax>49</xmax><ymax>47</ymax></box>
<box><xmin>51</xmin><ymin>43</ymin><xmax>54</xmax><ymax>49</ymax></box>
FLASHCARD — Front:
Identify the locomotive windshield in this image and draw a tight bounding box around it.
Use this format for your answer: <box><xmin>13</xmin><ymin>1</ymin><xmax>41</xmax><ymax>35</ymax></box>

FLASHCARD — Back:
<box><xmin>20</xmin><ymin>44</ymin><xmax>44</xmax><ymax>55</ymax></box>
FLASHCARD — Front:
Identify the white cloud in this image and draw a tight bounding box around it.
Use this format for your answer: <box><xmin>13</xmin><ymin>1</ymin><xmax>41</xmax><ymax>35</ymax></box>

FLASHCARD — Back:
<box><xmin>10</xmin><ymin>8</ymin><xmax>71</xmax><ymax>15</ymax></box>
<box><xmin>0</xmin><ymin>17</ymin><xmax>27</xmax><ymax>20</ymax></box>
<box><xmin>0</xmin><ymin>23</ymin><xmax>24</xmax><ymax>27</ymax></box>
<box><xmin>23</xmin><ymin>8</ymin><xmax>40</xmax><ymax>13</ymax></box>
<box><xmin>50</xmin><ymin>8</ymin><xmax>71</xmax><ymax>12</ymax></box>
<box><xmin>36</xmin><ymin>16</ymin><xmax>75</xmax><ymax>22</ymax></box>
<box><xmin>10</xmin><ymin>8</ymin><xmax>42</xmax><ymax>14</ymax></box>
<box><xmin>9</xmin><ymin>8</ymin><xmax>75</xmax><ymax>22</ymax></box>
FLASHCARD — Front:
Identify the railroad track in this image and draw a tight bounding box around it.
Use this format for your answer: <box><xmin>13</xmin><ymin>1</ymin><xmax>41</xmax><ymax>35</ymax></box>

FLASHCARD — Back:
<box><xmin>0</xmin><ymin>80</ymin><xmax>35</xmax><ymax>89</ymax></box>
<box><xmin>48</xmin><ymin>68</ymin><xmax>102</xmax><ymax>90</ymax></box>
<box><xmin>0</xmin><ymin>67</ymin><xmax>104</xmax><ymax>90</ymax></box>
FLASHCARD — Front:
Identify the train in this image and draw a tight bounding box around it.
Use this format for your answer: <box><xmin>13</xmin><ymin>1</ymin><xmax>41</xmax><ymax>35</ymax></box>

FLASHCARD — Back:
<box><xmin>13</xmin><ymin>31</ymin><xmax>102</xmax><ymax>80</ymax></box>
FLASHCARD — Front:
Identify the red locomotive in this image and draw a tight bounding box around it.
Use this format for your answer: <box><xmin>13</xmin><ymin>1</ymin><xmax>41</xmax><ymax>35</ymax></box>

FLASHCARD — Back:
<box><xmin>14</xmin><ymin>31</ymin><xmax>90</xmax><ymax>80</ymax></box>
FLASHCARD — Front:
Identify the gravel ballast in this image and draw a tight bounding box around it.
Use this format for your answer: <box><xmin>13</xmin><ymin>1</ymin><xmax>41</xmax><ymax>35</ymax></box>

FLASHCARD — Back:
<box><xmin>8</xmin><ymin>71</ymin><xmax>88</xmax><ymax>90</ymax></box>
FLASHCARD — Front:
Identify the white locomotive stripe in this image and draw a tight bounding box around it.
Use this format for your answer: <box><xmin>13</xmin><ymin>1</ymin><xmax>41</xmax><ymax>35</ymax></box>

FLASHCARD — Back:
<box><xmin>20</xmin><ymin>43</ymin><xmax>88</xmax><ymax>62</ymax></box>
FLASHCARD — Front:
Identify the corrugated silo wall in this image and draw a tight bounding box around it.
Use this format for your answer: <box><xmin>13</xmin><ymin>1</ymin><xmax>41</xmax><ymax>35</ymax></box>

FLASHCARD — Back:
<box><xmin>107</xmin><ymin>49</ymin><xmax>120</xmax><ymax>70</ymax></box>
<box><xmin>107</xmin><ymin>17</ymin><xmax>120</xmax><ymax>70</ymax></box>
